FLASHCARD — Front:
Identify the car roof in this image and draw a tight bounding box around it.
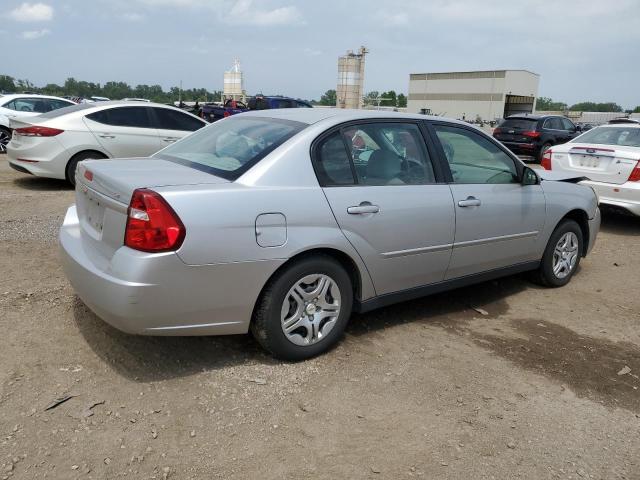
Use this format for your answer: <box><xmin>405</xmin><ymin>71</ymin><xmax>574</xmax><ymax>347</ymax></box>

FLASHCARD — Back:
<box><xmin>36</xmin><ymin>100</ymin><xmax>204</xmax><ymax>120</ymax></box>
<box><xmin>242</xmin><ymin>107</ymin><xmax>466</xmax><ymax>126</ymax></box>
<box><xmin>505</xmin><ymin>114</ymin><xmax>565</xmax><ymax>121</ymax></box>
<box><xmin>0</xmin><ymin>93</ymin><xmax>74</xmax><ymax>101</ymax></box>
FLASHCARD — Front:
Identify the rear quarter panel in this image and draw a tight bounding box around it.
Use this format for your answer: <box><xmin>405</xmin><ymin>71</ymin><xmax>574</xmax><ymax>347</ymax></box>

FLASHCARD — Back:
<box><xmin>156</xmin><ymin>183</ymin><xmax>377</xmax><ymax>300</ymax></box>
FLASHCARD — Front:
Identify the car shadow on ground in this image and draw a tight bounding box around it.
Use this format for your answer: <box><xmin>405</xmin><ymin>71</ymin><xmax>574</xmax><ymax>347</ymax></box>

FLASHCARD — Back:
<box><xmin>346</xmin><ymin>274</ymin><xmax>533</xmax><ymax>338</ymax></box>
<box><xmin>72</xmin><ymin>298</ymin><xmax>278</xmax><ymax>382</ymax></box>
<box><xmin>73</xmin><ymin>274</ymin><xmax>534</xmax><ymax>383</ymax></box>
<box><xmin>12</xmin><ymin>176</ymin><xmax>71</xmax><ymax>191</ymax></box>
<box><xmin>599</xmin><ymin>209</ymin><xmax>640</xmax><ymax>235</ymax></box>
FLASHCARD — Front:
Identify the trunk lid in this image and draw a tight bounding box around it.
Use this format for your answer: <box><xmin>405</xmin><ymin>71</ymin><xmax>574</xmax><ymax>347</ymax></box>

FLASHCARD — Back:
<box><xmin>551</xmin><ymin>143</ymin><xmax>639</xmax><ymax>185</ymax></box>
<box><xmin>74</xmin><ymin>158</ymin><xmax>229</xmax><ymax>259</ymax></box>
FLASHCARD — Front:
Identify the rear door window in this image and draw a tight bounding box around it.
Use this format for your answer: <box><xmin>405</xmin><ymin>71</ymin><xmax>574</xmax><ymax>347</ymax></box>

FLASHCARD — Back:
<box><xmin>86</xmin><ymin>107</ymin><xmax>153</xmax><ymax>129</ymax></box>
<box><xmin>314</xmin><ymin>132</ymin><xmax>355</xmax><ymax>186</ymax></box>
<box><xmin>152</xmin><ymin>107</ymin><xmax>204</xmax><ymax>132</ymax></box>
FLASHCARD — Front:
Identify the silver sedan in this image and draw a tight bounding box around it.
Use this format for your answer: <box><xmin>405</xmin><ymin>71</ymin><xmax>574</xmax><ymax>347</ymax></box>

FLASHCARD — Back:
<box><xmin>60</xmin><ymin>109</ymin><xmax>600</xmax><ymax>360</ymax></box>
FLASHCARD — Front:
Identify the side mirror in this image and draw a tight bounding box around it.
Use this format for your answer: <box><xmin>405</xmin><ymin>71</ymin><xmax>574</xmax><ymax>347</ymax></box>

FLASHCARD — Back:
<box><xmin>521</xmin><ymin>166</ymin><xmax>539</xmax><ymax>186</ymax></box>
<box><xmin>575</xmin><ymin>125</ymin><xmax>582</xmax><ymax>132</ymax></box>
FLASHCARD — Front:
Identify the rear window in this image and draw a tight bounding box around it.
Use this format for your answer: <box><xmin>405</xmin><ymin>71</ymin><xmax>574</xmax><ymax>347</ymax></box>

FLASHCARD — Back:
<box><xmin>155</xmin><ymin>116</ymin><xmax>306</xmax><ymax>180</ymax></box>
<box><xmin>572</xmin><ymin>126</ymin><xmax>640</xmax><ymax>148</ymax></box>
<box><xmin>38</xmin><ymin>102</ymin><xmax>94</xmax><ymax>119</ymax></box>
<box><xmin>500</xmin><ymin>118</ymin><xmax>538</xmax><ymax>130</ymax></box>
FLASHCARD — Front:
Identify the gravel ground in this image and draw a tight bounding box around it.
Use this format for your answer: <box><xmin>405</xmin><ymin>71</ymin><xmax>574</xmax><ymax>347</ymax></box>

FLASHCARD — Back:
<box><xmin>0</xmin><ymin>158</ymin><xmax>639</xmax><ymax>479</ymax></box>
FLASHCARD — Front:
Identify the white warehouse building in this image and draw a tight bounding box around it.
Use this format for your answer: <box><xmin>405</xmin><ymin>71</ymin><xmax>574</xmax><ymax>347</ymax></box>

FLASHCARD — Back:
<box><xmin>407</xmin><ymin>69</ymin><xmax>540</xmax><ymax>121</ymax></box>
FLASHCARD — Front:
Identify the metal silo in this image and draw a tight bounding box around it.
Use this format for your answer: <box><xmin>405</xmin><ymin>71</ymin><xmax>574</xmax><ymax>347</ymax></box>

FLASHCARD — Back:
<box><xmin>336</xmin><ymin>46</ymin><xmax>368</xmax><ymax>109</ymax></box>
<box><xmin>223</xmin><ymin>59</ymin><xmax>245</xmax><ymax>103</ymax></box>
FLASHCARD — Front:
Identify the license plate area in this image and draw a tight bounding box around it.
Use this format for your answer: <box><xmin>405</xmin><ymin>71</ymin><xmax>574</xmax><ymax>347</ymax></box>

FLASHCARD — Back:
<box><xmin>80</xmin><ymin>186</ymin><xmax>106</xmax><ymax>237</ymax></box>
<box><xmin>577</xmin><ymin>154</ymin><xmax>601</xmax><ymax>168</ymax></box>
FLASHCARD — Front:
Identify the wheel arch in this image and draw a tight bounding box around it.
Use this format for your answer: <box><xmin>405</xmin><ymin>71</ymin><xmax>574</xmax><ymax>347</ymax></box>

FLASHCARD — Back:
<box><xmin>65</xmin><ymin>149</ymin><xmax>109</xmax><ymax>182</ymax></box>
<box><xmin>251</xmin><ymin>247</ymin><xmax>365</xmax><ymax>320</ymax></box>
<box><xmin>559</xmin><ymin>209</ymin><xmax>590</xmax><ymax>256</ymax></box>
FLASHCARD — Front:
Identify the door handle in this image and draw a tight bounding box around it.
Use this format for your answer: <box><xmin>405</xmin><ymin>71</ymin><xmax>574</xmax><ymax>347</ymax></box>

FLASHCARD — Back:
<box><xmin>458</xmin><ymin>196</ymin><xmax>481</xmax><ymax>207</ymax></box>
<box><xmin>347</xmin><ymin>203</ymin><xmax>380</xmax><ymax>215</ymax></box>
<box><xmin>162</xmin><ymin>137</ymin><xmax>178</xmax><ymax>143</ymax></box>
<box><xmin>98</xmin><ymin>134</ymin><xmax>115</xmax><ymax>139</ymax></box>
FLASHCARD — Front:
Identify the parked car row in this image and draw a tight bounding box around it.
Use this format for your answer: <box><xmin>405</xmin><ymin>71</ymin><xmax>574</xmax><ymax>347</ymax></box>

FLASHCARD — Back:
<box><xmin>200</xmin><ymin>95</ymin><xmax>312</xmax><ymax>122</ymax></box>
<box><xmin>58</xmin><ymin>109</ymin><xmax>601</xmax><ymax>359</ymax></box>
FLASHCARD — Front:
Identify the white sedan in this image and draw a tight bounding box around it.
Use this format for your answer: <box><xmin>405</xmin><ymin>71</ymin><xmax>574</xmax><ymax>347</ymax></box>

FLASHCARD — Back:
<box><xmin>0</xmin><ymin>94</ymin><xmax>76</xmax><ymax>153</ymax></box>
<box><xmin>541</xmin><ymin>123</ymin><xmax>640</xmax><ymax>216</ymax></box>
<box><xmin>7</xmin><ymin>101</ymin><xmax>207</xmax><ymax>185</ymax></box>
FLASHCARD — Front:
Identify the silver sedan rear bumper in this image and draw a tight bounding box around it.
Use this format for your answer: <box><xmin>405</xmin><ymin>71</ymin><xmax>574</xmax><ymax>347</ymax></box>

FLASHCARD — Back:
<box><xmin>59</xmin><ymin>205</ymin><xmax>283</xmax><ymax>336</ymax></box>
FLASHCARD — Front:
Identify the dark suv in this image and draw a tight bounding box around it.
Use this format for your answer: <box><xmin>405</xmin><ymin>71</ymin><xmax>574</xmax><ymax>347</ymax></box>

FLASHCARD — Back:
<box><xmin>493</xmin><ymin>115</ymin><xmax>581</xmax><ymax>162</ymax></box>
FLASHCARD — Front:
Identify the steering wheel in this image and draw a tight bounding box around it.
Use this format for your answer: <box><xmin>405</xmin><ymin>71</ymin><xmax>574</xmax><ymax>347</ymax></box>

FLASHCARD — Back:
<box><xmin>399</xmin><ymin>158</ymin><xmax>426</xmax><ymax>183</ymax></box>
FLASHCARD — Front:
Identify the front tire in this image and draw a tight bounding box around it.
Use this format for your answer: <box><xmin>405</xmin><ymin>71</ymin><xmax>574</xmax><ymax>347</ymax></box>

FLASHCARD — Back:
<box><xmin>533</xmin><ymin>219</ymin><xmax>583</xmax><ymax>287</ymax></box>
<box><xmin>251</xmin><ymin>255</ymin><xmax>353</xmax><ymax>361</ymax></box>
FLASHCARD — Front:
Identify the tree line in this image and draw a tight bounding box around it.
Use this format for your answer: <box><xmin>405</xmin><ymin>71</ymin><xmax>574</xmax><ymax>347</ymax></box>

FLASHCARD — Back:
<box><xmin>536</xmin><ymin>96</ymin><xmax>640</xmax><ymax>113</ymax></box>
<box><xmin>0</xmin><ymin>75</ymin><xmax>222</xmax><ymax>104</ymax></box>
<box><xmin>315</xmin><ymin>89</ymin><xmax>408</xmax><ymax>108</ymax></box>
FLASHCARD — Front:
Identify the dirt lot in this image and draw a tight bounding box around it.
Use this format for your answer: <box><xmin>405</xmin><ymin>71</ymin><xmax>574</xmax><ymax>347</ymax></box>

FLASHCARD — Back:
<box><xmin>0</xmin><ymin>158</ymin><xmax>639</xmax><ymax>480</ymax></box>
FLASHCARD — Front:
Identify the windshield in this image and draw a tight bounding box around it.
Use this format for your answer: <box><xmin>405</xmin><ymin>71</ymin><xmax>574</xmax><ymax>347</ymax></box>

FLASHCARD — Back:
<box><xmin>572</xmin><ymin>126</ymin><xmax>640</xmax><ymax>148</ymax></box>
<box><xmin>155</xmin><ymin>116</ymin><xmax>306</xmax><ymax>180</ymax></box>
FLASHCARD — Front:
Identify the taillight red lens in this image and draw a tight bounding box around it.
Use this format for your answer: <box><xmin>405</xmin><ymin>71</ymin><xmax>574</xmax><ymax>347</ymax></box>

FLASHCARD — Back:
<box><xmin>223</xmin><ymin>111</ymin><xmax>231</xmax><ymax>118</ymax></box>
<box><xmin>14</xmin><ymin>126</ymin><xmax>64</xmax><ymax>137</ymax></box>
<box><xmin>492</xmin><ymin>128</ymin><xmax>501</xmax><ymax>136</ymax></box>
<box><xmin>522</xmin><ymin>130</ymin><xmax>541</xmax><ymax>138</ymax></box>
<box><xmin>541</xmin><ymin>150</ymin><xmax>553</xmax><ymax>170</ymax></box>
<box><xmin>124</xmin><ymin>189</ymin><xmax>185</xmax><ymax>252</ymax></box>
<box><xmin>629</xmin><ymin>160</ymin><xmax>640</xmax><ymax>182</ymax></box>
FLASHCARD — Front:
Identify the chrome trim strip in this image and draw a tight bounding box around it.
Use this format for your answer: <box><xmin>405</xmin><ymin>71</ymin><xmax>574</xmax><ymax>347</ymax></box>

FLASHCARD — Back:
<box><xmin>382</xmin><ymin>243</ymin><xmax>453</xmax><ymax>258</ymax></box>
<box><xmin>454</xmin><ymin>231</ymin><xmax>539</xmax><ymax>248</ymax></box>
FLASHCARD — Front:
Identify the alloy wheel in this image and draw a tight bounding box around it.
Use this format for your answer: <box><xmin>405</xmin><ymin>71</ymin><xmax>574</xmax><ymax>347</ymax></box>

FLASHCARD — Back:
<box><xmin>280</xmin><ymin>274</ymin><xmax>341</xmax><ymax>346</ymax></box>
<box><xmin>0</xmin><ymin>130</ymin><xmax>10</xmax><ymax>154</ymax></box>
<box><xmin>552</xmin><ymin>232</ymin><xmax>579</xmax><ymax>279</ymax></box>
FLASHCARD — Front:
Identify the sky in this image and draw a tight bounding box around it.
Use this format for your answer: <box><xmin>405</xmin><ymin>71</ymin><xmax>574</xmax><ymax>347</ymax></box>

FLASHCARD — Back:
<box><xmin>4</xmin><ymin>0</ymin><xmax>640</xmax><ymax>108</ymax></box>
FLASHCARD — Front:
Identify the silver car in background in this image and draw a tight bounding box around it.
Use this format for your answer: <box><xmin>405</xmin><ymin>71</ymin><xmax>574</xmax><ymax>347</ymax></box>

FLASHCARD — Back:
<box><xmin>60</xmin><ymin>109</ymin><xmax>600</xmax><ymax>360</ymax></box>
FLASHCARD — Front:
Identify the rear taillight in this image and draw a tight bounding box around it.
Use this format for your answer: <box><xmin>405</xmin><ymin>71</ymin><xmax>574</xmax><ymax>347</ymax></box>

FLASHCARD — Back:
<box><xmin>223</xmin><ymin>111</ymin><xmax>231</xmax><ymax>118</ymax></box>
<box><xmin>629</xmin><ymin>160</ymin><xmax>640</xmax><ymax>182</ymax></box>
<box><xmin>124</xmin><ymin>189</ymin><xmax>185</xmax><ymax>252</ymax></box>
<box><xmin>522</xmin><ymin>131</ymin><xmax>541</xmax><ymax>139</ymax></box>
<box><xmin>492</xmin><ymin>128</ymin><xmax>501</xmax><ymax>136</ymax></box>
<box><xmin>14</xmin><ymin>126</ymin><xmax>64</xmax><ymax>137</ymax></box>
<box><xmin>541</xmin><ymin>150</ymin><xmax>552</xmax><ymax>170</ymax></box>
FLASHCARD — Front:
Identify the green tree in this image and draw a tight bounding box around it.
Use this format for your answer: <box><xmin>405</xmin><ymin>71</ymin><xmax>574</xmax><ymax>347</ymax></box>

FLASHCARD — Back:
<box><xmin>569</xmin><ymin>102</ymin><xmax>623</xmax><ymax>112</ymax></box>
<box><xmin>0</xmin><ymin>75</ymin><xmax>16</xmax><ymax>93</ymax></box>
<box><xmin>633</xmin><ymin>106</ymin><xmax>640</xmax><ymax>113</ymax></box>
<box><xmin>397</xmin><ymin>93</ymin><xmax>407</xmax><ymax>108</ymax></box>
<box><xmin>379</xmin><ymin>90</ymin><xmax>397</xmax><ymax>107</ymax></box>
<box><xmin>319</xmin><ymin>89</ymin><xmax>336</xmax><ymax>106</ymax></box>
<box><xmin>535</xmin><ymin>97</ymin><xmax>567</xmax><ymax>111</ymax></box>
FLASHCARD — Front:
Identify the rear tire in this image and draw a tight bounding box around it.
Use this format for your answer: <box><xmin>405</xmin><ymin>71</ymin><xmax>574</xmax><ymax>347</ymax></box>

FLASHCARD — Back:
<box><xmin>0</xmin><ymin>127</ymin><xmax>11</xmax><ymax>154</ymax></box>
<box><xmin>532</xmin><ymin>219</ymin><xmax>583</xmax><ymax>287</ymax></box>
<box><xmin>538</xmin><ymin>142</ymin><xmax>552</xmax><ymax>162</ymax></box>
<box><xmin>251</xmin><ymin>255</ymin><xmax>353</xmax><ymax>361</ymax></box>
<box><xmin>65</xmin><ymin>151</ymin><xmax>107</xmax><ymax>186</ymax></box>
